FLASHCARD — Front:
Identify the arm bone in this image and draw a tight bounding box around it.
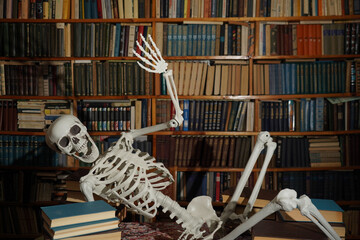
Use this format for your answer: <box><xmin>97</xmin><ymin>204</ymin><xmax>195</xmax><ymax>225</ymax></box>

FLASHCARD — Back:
<box><xmin>122</xmin><ymin>70</ymin><xmax>183</xmax><ymax>140</ymax></box>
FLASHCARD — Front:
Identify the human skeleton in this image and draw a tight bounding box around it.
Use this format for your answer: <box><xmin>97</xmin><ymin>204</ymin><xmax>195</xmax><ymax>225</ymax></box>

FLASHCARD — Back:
<box><xmin>46</xmin><ymin>35</ymin><xmax>341</xmax><ymax>240</ymax></box>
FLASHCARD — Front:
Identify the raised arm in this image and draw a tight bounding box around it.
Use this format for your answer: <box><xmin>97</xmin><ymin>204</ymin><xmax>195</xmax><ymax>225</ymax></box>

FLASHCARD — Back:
<box><xmin>119</xmin><ymin>35</ymin><xmax>183</xmax><ymax>147</ymax></box>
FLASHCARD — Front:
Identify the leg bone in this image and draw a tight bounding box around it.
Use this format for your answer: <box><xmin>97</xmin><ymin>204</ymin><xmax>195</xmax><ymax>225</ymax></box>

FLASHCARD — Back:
<box><xmin>220</xmin><ymin>131</ymin><xmax>271</xmax><ymax>223</ymax></box>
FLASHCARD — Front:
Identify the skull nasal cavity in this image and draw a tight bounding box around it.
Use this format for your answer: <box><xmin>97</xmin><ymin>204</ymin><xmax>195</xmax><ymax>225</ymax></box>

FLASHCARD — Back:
<box><xmin>72</xmin><ymin>137</ymin><xmax>80</xmax><ymax>144</ymax></box>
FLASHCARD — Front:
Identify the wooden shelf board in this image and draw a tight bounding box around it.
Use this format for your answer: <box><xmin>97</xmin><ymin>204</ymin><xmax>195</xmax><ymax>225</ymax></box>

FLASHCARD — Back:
<box><xmin>0</xmin><ymin>15</ymin><xmax>359</xmax><ymax>24</ymax></box>
<box><xmin>2</xmin><ymin>130</ymin><xmax>360</xmax><ymax>136</ymax></box>
<box><xmin>174</xmin><ymin>166</ymin><xmax>360</xmax><ymax>172</ymax></box>
<box><xmin>0</xmin><ymin>92</ymin><xmax>358</xmax><ymax>101</ymax></box>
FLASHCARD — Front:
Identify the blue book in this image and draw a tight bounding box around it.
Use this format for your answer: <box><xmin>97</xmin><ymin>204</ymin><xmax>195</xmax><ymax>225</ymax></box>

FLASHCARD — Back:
<box><xmin>187</xmin><ymin>25</ymin><xmax>193</xmax><ymax>56</ymax></box>
<box><xmin>175</xmin><ymin>25</ymin><xmax>182</xmax><ymax>56</ymax></box>
<box><xmin>44</xmin><ymin>217</ymin><xmax>119</xmax><ymax>240</ymax></box>
<box><xmin>211</xmin><ymin>25</ymin><xmax>216</xmax><ymax>55</ymax></box>
<box><xmin>41</xmin><ymin>200</ymin><xmax>116</xmax><ymax>228</ymax></box>
<box><xmin>309</xmin><ymin>99</ymin><xmax>316</xmax><ymax>131</ymax></box>
<box><xmin>192</xmin><ymin>25</ymin><xmax>198</xmax><ymax>56</ymax></box>
<box><xmin>84</xmin><ymin>0</ymin><xmax>91</xmax><ymax>19</ymax></box>
<box><xmin>172</xmin><ymin>24</ymin><xmax>178</xmax><ymax>56</ymax></box>
<box><xmin>182</xmin><ymin>100</ymin><xmax>189</xmax><ymax>131</ymax></box>
<box><xmin>167</xmin><ymin>24</ymin><xmax>174</xmax><ymax>56</ymax></box>
<box><xmin>114</xmin><ymin>24</ymin><xmax>121</xmax><ymax>57</ymax></box>
<box><xmin>91</xmin><ymin>0</ymin><xmax>98</xmax><ymax>18</ymax></box>
<box><xmin>290</xmin><ymin>63</ymin><xmax>297</xmax><ymax>94</ymax></box>
<box><xmin>315</xmin><ymin>97</ymin><xmax>324</xmax><ymax>131</ymax></box>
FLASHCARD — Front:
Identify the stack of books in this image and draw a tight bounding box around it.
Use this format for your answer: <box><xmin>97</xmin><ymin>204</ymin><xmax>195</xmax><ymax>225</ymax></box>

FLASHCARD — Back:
<box><xmin>222</xmin><ymin>188</ymin><xmax>346</xmax><ymax>239</ymax></box>
<box><xmin>276</xmin><ymin>198</ymin><xmax>346</xmax><ymax>239</ymax></box>
<box><xmin>308</xmin><ymin>136</ymin><xmax>342</xmax><ymax>167</ymax></box>
<box><xmin>41</xmin><ymin>200</ymin><xmax>121</xmax><ymax>240</ymax></box>
<box><xmin>17</xmin><ymin>100</ymin><xmax>45</xmax><ymax>130</ymax></box>
<box><xmin>44</xmin><ymin>100</ymin><xmax>72</xmax><ymax>128</ymax></box>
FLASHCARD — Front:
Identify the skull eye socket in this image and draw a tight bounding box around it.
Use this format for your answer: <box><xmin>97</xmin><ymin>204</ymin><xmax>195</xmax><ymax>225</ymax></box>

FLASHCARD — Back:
<box><xmin>70</xmin><ymin>125</ymin><xmax>81</xmax><ymax>135</ymax></box>
<box><xmin>59</xmin><ymin>137</ymin><xmax>70</xmax><ymax>147</ymax></box>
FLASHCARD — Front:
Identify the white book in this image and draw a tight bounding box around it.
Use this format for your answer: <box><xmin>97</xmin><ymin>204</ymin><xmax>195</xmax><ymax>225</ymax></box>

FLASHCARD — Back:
<box><xmin>117</xmin><ymin>0</ymin><xmax>124</xmax><ymax>18</ymax></box>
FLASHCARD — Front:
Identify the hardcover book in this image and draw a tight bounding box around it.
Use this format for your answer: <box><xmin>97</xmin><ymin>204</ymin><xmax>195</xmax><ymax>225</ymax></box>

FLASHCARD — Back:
<box><xmin>41</xmin><ymin>200</ymin><xmax>116</xmax><ymax>228</ymax></box>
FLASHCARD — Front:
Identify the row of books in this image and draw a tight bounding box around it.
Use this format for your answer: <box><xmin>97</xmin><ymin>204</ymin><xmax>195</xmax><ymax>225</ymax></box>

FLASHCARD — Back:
<box><xmin>0</xmin><ymin>100</ymin><xmax>17</xmax><ymax>131</ymax></box>
<box><xmin>156</xmin><ymin>100</ymin><xmax>254</xmax><ymax>132</ymax></box>
<box><xmin>1</xmin><ymin>60</ymin><xmax>357</xmax><ymax>98</ymax></box>
<box><xmin>0</xmin><ymin>22</ymin><xmax>152</xmax><ymax>57</ymax></box>
<box><xmin>258</xmin><ymin>23</ymin><xmax>357</xmax><ymax>56</ymax></box>
<box><xmin>157</xmin><ymin>0</ymin><xmax>360</xmax><ymax>18</ymax></box>
<box><xmin>160</xmin><ymin>23</ymin><xmax>254</xmax><ymax>56</ymax></box>
<box><xmin>157</xmin><ymin>135</ymin><xmax>252</xmax><ymax>168</ymax></box>
<box><xmin>344</xmin><ymin>209</ymin><xmax>360</xmax><ymax>236</ymax></box>
<box><xmin>0</xmin><ymin>22</ymin><xmax>68</xmax><ymax>58</ymax></box>
<box><xmin>17</xmin><ymin>100</ymin><xmax>72</xmax><ymax>130</ymax></box>
<box><xmin>0</xmin><ymin>205</ymin><xmax>40</xmax><ymax>235</ymax></box>
<box><xmin>94</xmin><ymin>135</ymin><xmax>153</xmax><ymax>156</ymax></box>
<box><xmin>346</xmin><ymin>134</ymin><xmax>360</xmax><ymax>166</ymax></box>
<box><xmin>74</xmin><ymin>60</ymin><xmax>154</xmax><ymax>96</ymax></box>
<box><xmin>156</xmin><ymin>134</ymin><xmax>359</xmax><ymax>169</ymax></box>
<box><xmin>77</xmin><ymin>99</ymin><xmax>152</xmax><ymax>131</ymax></box>
<box><xmin>0</xmin><ymin>135</ymin><xmax>65</xmax><ymax>166</ymax></box>
<box><xmin>161</xmin><ymin>61</ymin><xmax>249</xmax><ymax>96</ymax></box>
<box><xmin>176</xmin><ymin>171</ymin><xmax>239</xmax><ymax>202</ymax></box>
<box><xmin>274</xmin><ymin>135</ymin><xmax>343</xmax><ymax>168</ymax></box>
<box><xmin>253</xmin><ymin>61</ymin><xmax>348</xmax><ymax>95</ymax></box>
<box><xmin>260</xmin><ymin>0</ymin><xmax>356</xmax><ymax>17</ymax></box>
<box><xmin>0</xmin><ymin>134</ymin><xmax>152</xmax><ymax>167</ymax></box>
<box><xmin>158</xmin><ymin>0</ymin><xmax>260</xmax><ymax>18</ymax></box>
<box><xmin>0</xmin><ymin>170</ymin><xmax>68</xmax><ymax>203</ymax></box>
<box><xmin>0</xmin><ymin>62</ymin><xmax>72</xmax><ymax>96</ymax></box>
<box><xmin>260</xmin><ymin>98</ymin><xmax>360</xmax><ymax>132</ymax></box>
<box><xmin>279</xmin><ymin>170</ymin><xmax>360</xmax><ymax>201</ymax></box>
<box><xmin>308</xmin><ymin>136</ymin><xmax>342</xmax><ymax>167</ymax></box>
<box><xmin>72</xmin><ymin>23</ymin><xmax>152</xmax><ymax>57</ymax></box>
<box><xmin>0</xmin><ymin>0</ymin><xmax>150</xmax><ymax>19</ymax></box>
<box><xmin>351</xmin><ymin>60</ymin><xmax>360</xmax><ymax>93</ymax></box>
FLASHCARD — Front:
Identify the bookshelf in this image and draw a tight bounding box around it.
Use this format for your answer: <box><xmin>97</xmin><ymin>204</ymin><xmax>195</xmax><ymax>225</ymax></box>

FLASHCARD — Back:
<box><xmin>1</xmin><ymin>0</ymin><xmax>360</xmax><ymax>239</ymax></box>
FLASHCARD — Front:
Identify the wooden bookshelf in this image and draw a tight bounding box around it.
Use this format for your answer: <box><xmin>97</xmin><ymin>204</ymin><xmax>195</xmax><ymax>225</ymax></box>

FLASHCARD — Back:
<box><xmin>1</xmin><ymin>0</ymin><xmax>360</xmax><ymax>238</ymax></box>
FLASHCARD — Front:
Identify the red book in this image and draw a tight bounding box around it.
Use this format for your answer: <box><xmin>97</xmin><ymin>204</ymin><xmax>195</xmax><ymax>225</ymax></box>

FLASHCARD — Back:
<box><xmin>308</xmin><ymin>24</ymin><xmax>314</xmax><ymax>55</ymax></box>
<box><xmin>215</xmin><ymin>172</ymin><xmax>221</xmax><ymax>202</ymax></box>
<box><xmin>316</xmin><ymin>24</ymin><xmax>322</xmax><ymax>55</ymax></box>
<box><xmin>303</xmin><ymin>24</ymin><xmax>309</xmax><ymax>55</ymax></box>
<box><xmin>170</xmin><ymin>102</ymin><xmax>175</xmax><ymax>131</ymax></box>
<box><xmin>136</xmin><ymin>25</ymin><xmax>144</xmax><ymax>55</ymax></box>
<box><xmin>96</xmin><ymin>0</ymin><xmax>103</xmax><ymax>19</ymax></box>
<box><xmin>297</xmin><ymin>24</ymin><xmax>304</xmax><ymax>55</ymax></box>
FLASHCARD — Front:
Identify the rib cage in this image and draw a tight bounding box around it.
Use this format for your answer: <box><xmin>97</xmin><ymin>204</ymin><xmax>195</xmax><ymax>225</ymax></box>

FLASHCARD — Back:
<box><xmin>87</xmin><ymin>139</ymin><xmax>174</xmax><ymax>218</ymax></box>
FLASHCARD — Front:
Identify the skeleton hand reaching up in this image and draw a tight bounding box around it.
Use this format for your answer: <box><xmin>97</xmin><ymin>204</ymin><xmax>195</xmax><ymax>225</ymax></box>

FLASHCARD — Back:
<box><xmin>132</xmin><ymin>34</ymin><xmax>168</xmax><ymax>74</ymax></box>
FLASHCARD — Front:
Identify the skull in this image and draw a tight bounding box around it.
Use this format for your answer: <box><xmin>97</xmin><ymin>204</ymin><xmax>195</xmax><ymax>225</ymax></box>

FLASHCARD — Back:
<box><xmin>45</xmin><ymin>115</ymin><xmax>99</xmax><ymax>163</ymax></box>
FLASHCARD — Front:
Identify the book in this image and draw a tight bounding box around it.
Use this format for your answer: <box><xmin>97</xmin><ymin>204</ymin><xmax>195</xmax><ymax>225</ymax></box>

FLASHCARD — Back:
<box><xmin>278</xmin><ymin>198</ymin><xmax>344</xmax><ymax>223</ymax></box>
<box><xmin>59</xmin><ymin>228</ymin><xmax>121</xmax><ymax>240</ymax></box>
<box><xmin>252</xmin><ymin>220</ymin><xmax>344</xmax><ymax>240</ymax></box>
<box><xmin>221</xmin><ymin>187</ymin><xmax>278</xmax><ymax>208</ymax></box>
<box><xmin>43</xmin><ymin>217</ymin><xmax>120</xmax><ymax>240</ymax></box>
<box><xmin>41</xmin><ymin>200</ymin><xmax>116</xmax><ymax>228</ymax></box>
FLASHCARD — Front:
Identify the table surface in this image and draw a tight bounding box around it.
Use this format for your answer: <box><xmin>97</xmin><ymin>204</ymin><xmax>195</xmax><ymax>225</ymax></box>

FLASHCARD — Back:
<box><xmin>119</xmin><ymin>221</ymin><xmax>251</xmax><ymax>240</ymax></box>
